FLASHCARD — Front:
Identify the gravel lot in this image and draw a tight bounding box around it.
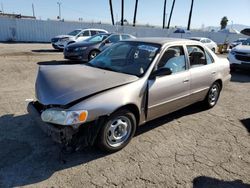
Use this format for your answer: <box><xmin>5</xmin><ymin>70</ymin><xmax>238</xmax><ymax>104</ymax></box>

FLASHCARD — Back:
<box><xmin>0</xmin><ymin>43</ymin><xmax>249</xmax><ymax>188</ymax></box>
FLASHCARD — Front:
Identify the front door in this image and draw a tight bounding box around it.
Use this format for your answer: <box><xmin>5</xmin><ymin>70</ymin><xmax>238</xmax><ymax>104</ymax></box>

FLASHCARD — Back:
<box><xmin>147</xmin><ymin>46</ymin><xmax>190</xmax><ymax>121</ymax></box>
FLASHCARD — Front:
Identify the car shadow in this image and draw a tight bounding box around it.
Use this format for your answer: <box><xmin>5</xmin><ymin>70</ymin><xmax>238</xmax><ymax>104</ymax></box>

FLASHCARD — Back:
<box><xmin>230</xmin><ymin>71</ymin><xmax>250</xmax><ymax>83</ymax></box>
<box><xmin>135</xmin><ymin>102</ymin><xmax>206</xmax><ymax>136</ymax></box>
<box><xmin>240</xmin><ymin>118</ymin><xmax>250</xmax><ymax>134</ymax></box>
<box><xmin>32</xmin><ymin>49</ymin><xmax>62</xmax><ymax>53</ymax></box>
<box><xmin>193</xmin><ymin>176</ymin><xmax>250</xmax><ymax>188</ymax></box>
<box><xmin>0</xmin><ymin>103</ymin><xmax>206</xmax><ymax>187</ymax></box>
<box><xmin>37</xmin><ymin>60</ymin><xmax>84</xmax><ymax>65</ymax></box>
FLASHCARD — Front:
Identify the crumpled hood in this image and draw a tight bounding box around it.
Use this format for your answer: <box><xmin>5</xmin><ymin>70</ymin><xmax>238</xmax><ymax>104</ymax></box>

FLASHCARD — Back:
<box><xmin>233</xmin><ymin>45</ymin><xmax>250</xmax><ymax>53</ymax></box>
<box><xmin>35</xmin><ymin>64</ymin><xmax>138</xmax><ymax>106</ymax></box>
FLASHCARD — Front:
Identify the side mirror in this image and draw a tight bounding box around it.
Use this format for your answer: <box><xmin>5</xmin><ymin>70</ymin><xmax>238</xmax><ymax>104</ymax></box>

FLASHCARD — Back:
<box><xmin>150</xmin><ymin>67</ymin><xmax>172</xmax><ymax>79</ymax></box>
<box><xmin>104</xmin><ymin>39</ymin><xmax>111</xmax><ymax>44</ymax></box>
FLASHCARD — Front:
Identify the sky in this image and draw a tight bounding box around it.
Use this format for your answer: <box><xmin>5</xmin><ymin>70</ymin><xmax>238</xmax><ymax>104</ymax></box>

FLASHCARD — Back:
<box><xmin>1</xmin><ymin>0</ymin><xmax>250</xmax><ymax>29</ymax></box>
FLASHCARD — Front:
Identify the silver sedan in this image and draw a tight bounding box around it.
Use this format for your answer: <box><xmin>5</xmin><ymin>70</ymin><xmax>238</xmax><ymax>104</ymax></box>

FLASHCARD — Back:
<box><xmin>28</xmin><ymin>38</ymin><xmax>231</xmax><ymax>152</ymax></box>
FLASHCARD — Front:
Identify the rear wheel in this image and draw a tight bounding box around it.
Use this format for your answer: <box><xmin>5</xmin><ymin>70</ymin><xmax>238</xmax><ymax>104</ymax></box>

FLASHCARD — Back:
<box><xmin>97</xmin><ymin>109</ymin><xmax>136</xmax><ymax>152</ymax></box>
<box><xmin>204</xmin><ymin>82</ymin><xmax>221</xmax><ymax>108</ymax></box>
<box><xmin>88</xmin><ymin>50</ymin><xmax>100</xmax><ymax>61</ymax></box>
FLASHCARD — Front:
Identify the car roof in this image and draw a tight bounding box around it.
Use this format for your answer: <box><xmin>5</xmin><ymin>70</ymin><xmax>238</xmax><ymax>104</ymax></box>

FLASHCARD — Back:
<box><xmin>189</xmin><ymin>37</ymin><xmax>207</xmax><ymax>40</ymax></box>
<box><xmin>124</xmin><ymin>37</ymin><xmax>201</xmax><ymax>45</ymax></box>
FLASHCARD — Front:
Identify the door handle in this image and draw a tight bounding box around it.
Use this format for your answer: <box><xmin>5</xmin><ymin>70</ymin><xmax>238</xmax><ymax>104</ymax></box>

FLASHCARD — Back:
<box><xmin>211</xmin><ymin>71</ymin><xmax>216</xmax><ymax>75</ymax></box>
<box><xmin>183</xmin><ymin>79</ymin><xmax>189</xmax><ymax>83</ymax></box>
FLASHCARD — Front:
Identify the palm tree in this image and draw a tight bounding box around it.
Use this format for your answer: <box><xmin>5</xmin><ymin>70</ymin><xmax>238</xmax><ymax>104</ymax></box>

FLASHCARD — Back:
<box><xmin>187</xmin><ymin>0</ymin><xmax>194</xmax><ymax>30</ymax></box>
<box><xmin>121</xmin><ymin>0</ymin><xmax>124</xmax><ymax>26</ymax></box>
<box><xmin>167</xmin><ymin>0</ymin><xmax>175</xmax><ymax>29</ymax></box>
<box><xmin>133</xmin><ymin>0</ymin><xmax>139</xmax><ymax>27</ymax></box>
<box><xmin>109</xmin><ymin>0</ymin><xmax>114</xmax><ymax>25</ymax></box>
<box><xmin>220</xmin><ymin>16</ymin><xmax>228</xmax><ymax>30</ymax></box>
<box><xmin>162</xmin><ymin>0</ymin><xmax>167</xmax><ymax>29</ymax></box>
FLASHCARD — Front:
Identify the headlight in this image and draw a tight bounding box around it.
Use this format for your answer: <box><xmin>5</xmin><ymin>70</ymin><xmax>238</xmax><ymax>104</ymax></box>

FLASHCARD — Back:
<box><xmin>230</xmin><ymin>50</ymin><xmax>236</xmax><ymax>55</ymax></box>
<box><xmin>74</xmin><ymin>47</ymin><xmax>87</xmax><ymax>51</ymax></box>
<box><xmin>41</xmin><ymin>109</ymin><xmax>88</xmax><ymax>126</ymax></box>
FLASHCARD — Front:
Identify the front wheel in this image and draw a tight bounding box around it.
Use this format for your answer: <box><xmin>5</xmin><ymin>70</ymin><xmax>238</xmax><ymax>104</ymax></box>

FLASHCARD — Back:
<box><xmin>204</xmin><ymin>82</ymin><xmax>221</xmax><ymax>108</ymax></box>
<box><xmin>97</xmin><ymin>109</ymin><xmax>136</xmax><ymax>152</ymax></box>
<box><xmin>88</xmin><ymin>50</ymin><xmax>100</xmax><ymax>61</ymax></box>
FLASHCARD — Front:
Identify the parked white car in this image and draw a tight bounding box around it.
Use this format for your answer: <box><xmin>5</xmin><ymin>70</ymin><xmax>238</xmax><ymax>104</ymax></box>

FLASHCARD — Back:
<box><xmin>228</xmin><ymin>38</ymin><xmax>250</xmax><ymax>71</ymax></box>
<box><xmin>51</xmin><ymin>28</ymin><xmax>108</xmax><ymax>50</ymax></box>
<box><xmin>189</xmin><ymin>37</ymin><xmax>217</xmax><ymax>53</ymax></box>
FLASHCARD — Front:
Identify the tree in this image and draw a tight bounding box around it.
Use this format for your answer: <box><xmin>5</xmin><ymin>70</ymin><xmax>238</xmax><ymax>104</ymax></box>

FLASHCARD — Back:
<box><xmin>167</xmin><ymin>0</ymin><xmax>176</xmax><ymax>29</ymax></box>
<box><xmin>187</xmin><ymin>0</ymin><xmax>194</xmax><ymax>30</ymax></box>
<box><xmin>220</xmin><ymin>16</ymin><xmax>228</xmax><ymax>30</ymax></box>
<box><xmin>109</xmin><ymin>0</ymin><xmax>114</xmax><ymax>25</ymax></box>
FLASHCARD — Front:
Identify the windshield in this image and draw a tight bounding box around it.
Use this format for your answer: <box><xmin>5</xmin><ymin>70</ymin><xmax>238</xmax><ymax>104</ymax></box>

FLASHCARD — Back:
<box><xmin>85</xmin><ymin>33</ymin><xmax>110</xmax><ymax>43</ymax></box>
<box><xmin>67</xmin><ymin>30</ymin><xmax>82</xmax><ymax>36</ymax></box>
<box><xmin>242</xmin><ymin>39</ymin><xmax>250</xmax><ymax>46</ymax></box>
<box><xmin>88</xmin><ymin>42</ymin><xmax>160</xmax><ymax>77</ymax></box>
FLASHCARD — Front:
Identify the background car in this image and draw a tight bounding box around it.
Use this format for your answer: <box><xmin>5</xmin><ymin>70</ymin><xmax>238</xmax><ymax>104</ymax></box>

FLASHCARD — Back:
<box><xmin>64</xmin><ymin>33</ymin><xmax>135</xmax><ymax>61</ymax></box>
<box><xmin>189</xmin><ymin>37</ymin><xmax>217</xmax><ymax>52</ymax></box>
<box><xmin>229</xmin><ymin>38</ymin><xmax>247</xmax><ymax>49</ymax></box>
<box><xmin>51</xmin><ymin>28</ymin><xmax>108</xmax><ymax>50</ymax></box>
<box><xmin>228</xmin><ymin>38</ymin><xmax>250</xmax><ymax>71</ymax></box>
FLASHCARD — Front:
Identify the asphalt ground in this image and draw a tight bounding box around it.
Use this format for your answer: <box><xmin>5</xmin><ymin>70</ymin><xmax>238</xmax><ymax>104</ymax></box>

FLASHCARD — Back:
<box><xmin>0</xmin><ymin>43</ymin><xmax>249</xmax><ymax>188</ymax></box>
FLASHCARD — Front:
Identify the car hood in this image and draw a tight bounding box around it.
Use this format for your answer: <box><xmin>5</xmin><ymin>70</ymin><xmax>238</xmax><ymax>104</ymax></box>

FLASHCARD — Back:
<box><xmin>53</xmin><ymin>35</ymin><xmax>74</xmax><ymax>39</ymax></box>
<box><xmin>35</xmin><ymin>64</ymin><xmax>138</xmax><ymax>106</ymax></box>
<box><xmin>233</xmin><ymin>45</ymin><xmax>250</xmax><ymax>53</ymax></box>
<box><xmin>67</xmin><ymin>41</ymin><xmax>100</xmax><ymax>48</ymax></box>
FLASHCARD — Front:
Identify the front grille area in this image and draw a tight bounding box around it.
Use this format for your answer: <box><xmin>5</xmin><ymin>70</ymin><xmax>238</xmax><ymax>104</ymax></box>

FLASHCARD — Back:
<box><xmin>235</xmin><ymin>54</ymin><xmax>250</xmax><ymax>62</ymax></box>
<box><xmin>65</xmin><ymin>48</ymin><xmax>74</xmax><ymax>52</ymax></box>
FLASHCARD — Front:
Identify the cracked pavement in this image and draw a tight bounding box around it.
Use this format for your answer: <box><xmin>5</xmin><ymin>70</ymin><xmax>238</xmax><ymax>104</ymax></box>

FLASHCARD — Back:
<box><xmin>0</xmin><ymin>43</ymin><xmax>249</xmax><ymax>188</ymax></box>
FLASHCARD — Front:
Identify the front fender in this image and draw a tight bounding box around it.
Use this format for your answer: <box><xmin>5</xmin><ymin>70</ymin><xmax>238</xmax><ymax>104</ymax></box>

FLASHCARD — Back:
<box><xmin>68</xmin><ymin>78</ymin><xmax>147</xmax><ymax>123</ymax></box>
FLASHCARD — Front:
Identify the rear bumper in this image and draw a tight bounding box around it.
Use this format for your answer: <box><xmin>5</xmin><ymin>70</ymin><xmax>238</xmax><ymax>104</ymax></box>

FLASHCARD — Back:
<box><xmin>27</xmin><ymin>102</ymin><xmax>77</xmax><ymax>144</ymax></box>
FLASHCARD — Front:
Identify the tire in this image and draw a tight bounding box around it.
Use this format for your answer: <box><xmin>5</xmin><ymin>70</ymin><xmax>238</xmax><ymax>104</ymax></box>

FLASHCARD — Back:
<box><xmin>204</xmin><ymin>82</ymin><xmax>221</xmax><ymax>108</ymax></box>
<box><xmin>97</xmin><ymin>109</ymin><xmax>136</xmax><ymax>152</ymax></box>
<box><xmin>88</xmin><ymin>50</ymin><xmax>100</xmax><ymax>61</ymax></box>
<box><xmin>230</xmin><ymin>66</ymin><xmax>236</xmax><ymax>73</ymax></box>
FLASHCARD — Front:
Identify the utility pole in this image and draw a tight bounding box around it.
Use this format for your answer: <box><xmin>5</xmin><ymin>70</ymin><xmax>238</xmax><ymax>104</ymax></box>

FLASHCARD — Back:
<box><xmin>163</xmin><ymin>0</ymin><xmax>167</xmax><ymax>29</ymax></box>
<box><xmin>133</xmin><ymin>0</ymin><xmax>138</xmax><ymax>27</ymax></box>
<box><xmin>121</xmin><ymin>0</ymin><xmax>124</xmax><ymax>26</ymax></box>
<box><xmin>57</xmin><ymin>2</ymin><xmax>62</xmax><ymax>20</ymax></box>
<box><xmin>187</xmin><ymin>0</ymin><xmax>194</xmax><ymax>30</ymax></box>
<box><xmin>167</xmin><ymin>0</ymin><xmax>175</xmax><ymax>29</ymax></box>
<box><xmin>109</xmin><ymin>0</ymin><xmax>114</xmax><ymax>25</ymax></box>
<box><xmin>32</xmin><ymin>3</ymin><xmax>35</xmax><ymax>17</ymax></box>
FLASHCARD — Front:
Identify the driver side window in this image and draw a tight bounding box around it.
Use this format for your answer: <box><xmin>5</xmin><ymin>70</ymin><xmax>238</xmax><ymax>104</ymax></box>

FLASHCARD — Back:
<box><xmin>78</xmin><ymin>30</ymin><xmax>90</xmax><ymax>37</ymax></box>
<box><xmin>157</xmin><ymin>46</ymin><xmax>186</xmax><ymax>74</ymax></box>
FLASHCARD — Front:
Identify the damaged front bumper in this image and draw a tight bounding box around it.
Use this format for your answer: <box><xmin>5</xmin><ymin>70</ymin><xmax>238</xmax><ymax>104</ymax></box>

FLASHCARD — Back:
<box><xmin>27</xmin><ymin>102</ymin><xmax>78</xmax><ymax>144</ymax></box>
<box><xmin>27</xmin><ymin>101</ymin><xmax>103</xmax><ymax>149</ymax></box>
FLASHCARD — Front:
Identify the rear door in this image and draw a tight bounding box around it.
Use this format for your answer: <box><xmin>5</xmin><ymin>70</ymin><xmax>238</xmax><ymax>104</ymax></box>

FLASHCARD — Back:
<box><xmin>147</xmin><ymin>45</ymin><xmax>190</xmax><ymax>121</ymax></box>
<box><xmin>186</xmin><ymin>45</ymin><xmax>217</xmax><ymax>103</ymax></box>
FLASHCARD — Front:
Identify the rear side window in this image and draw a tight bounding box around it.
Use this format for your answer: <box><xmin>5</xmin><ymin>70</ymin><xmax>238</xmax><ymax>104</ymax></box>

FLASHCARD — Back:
<box><xmin>108</xmin><ymin>35</ymin><xmax>121</xmax><ymax>43</ymax></box>
<box><xmin>121</xmin><ymin>35</ymin><xmax>132</xmax><ymax>40</ymax></box>
<box><xmin>205</xmin><ymin>50</ymin><xmax>214</xmax><ymax>64</ymax></box>
<box><xmin>90</xmin><ymin>30</ymin><xmax>97</xmax><ymax>36</ymax></box>
<box><xmin>187</xmin><ymin>45</ymin><xmax>206</xmax><ymax>67</ymax></box>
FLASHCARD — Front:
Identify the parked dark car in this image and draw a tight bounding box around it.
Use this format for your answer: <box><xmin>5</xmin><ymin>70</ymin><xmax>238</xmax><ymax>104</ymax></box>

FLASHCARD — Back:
<box><xmin>64</xmin><ymin>33</ymin><xmax>135</xmax><ymax>61</ymax></box>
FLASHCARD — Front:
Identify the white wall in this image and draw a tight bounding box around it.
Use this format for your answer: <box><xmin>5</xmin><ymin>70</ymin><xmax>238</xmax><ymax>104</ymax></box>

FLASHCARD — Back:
<box><xmin>0</xmin><ymin>17</ymin><xmax>247</xmax><ymax>43</ymax></box>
